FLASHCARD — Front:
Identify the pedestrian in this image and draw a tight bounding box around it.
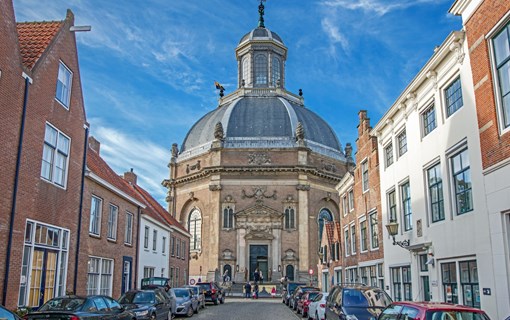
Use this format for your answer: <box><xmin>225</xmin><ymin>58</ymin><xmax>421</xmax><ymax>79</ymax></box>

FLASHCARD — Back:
<box><xmin>223</xmin><ymin>269</ymin><xmax>230</xmax><ymax>285</ymax></box>
<box><xmin>253</xmin><ymin>282</ymin><xmax>259</xmax><ymax>299</ymax></box>
<box><xmin>271</xmin><ymin>286</ymin><xmax>276</xmax><ymax>298</ymax></box>
<box><xmin>244</xmin><ymin>281</ymin><xmax>252</xmax><ymax>299</ymax></box>
<box><xmin>259</xmin><ymin>270</ymin><xmax>263</xmax><ymax>284</ymax></box>
<box><xmin>254</xmin><ymin>268</ymin><xmax>260</xmax><ymax>282</ymax></box>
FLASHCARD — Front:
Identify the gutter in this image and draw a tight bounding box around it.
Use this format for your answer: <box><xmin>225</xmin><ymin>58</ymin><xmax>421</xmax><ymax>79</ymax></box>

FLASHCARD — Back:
<box><xmin>134</xmin><ymin>206</ymin><xmax>141</xmax><ymax>289</ymax></box>
<box><xmin>3</xmin><ymin>73</ymin><xmax>31</xmax><ymax>306</ymax></box>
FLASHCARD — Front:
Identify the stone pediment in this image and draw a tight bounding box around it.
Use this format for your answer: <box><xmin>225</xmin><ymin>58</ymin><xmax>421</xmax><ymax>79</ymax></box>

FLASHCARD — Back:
<box><xmin>236</xmin><ymin>203</ymin><xmax>283</xmax><ymax>236</ymax></box>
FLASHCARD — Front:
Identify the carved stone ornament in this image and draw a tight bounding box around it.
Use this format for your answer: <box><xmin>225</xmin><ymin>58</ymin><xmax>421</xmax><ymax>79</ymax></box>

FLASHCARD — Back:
<box><xmin>224</xmin><ymin>194</ymin><xmax>234</xmax><ymax>203</ymax></box>
<box><xmin>449</xmin><ymin>41</ymin><xmax>465</xmax><ymax>65</ymax></box>
<box><xmin>189</xmin><ymin>192</ymin><xmax>196</xmax><ymax>201</ymax></box>
<box><xmin>209</xmin><ymin>184</ymin><xmax>222</xmax><ymax>191</ymax></box>
<box><xmin>186</xmin><ymin>160</ymin><xmax>201</xmax><ymax>174</ymax></box>
<box><xmin>344</xmin><ymin>143</ymin><xmax>353</xmax><ymax>160</ymax></box>
<box><xmin>321</xmin><ymin>160</ymin><xmax>337</xmax><ymax>173</ymax></box>
<box><xmin>242</xmin><ymin>186</ymin><xmax>277</xmax><ymax>203</ymax></box>
<box><xmin>171</xmin><ymin>143</ymin><xmax>179</xmax><ymax>158</ymax></box>
<box><xmin>248</xmin><ymin>152</ymin><xmax>272</xmax><ymax>165</ymax></box>
<box><xmin>295</xmin><ymin>121</ymin><xmax>305</xmax><ymax>141</ymax></box>
<box><xmin>426</xmin><ymin>70</ymin><xmax>438</xmax><ymax>90</ymax></box>
<box><xmin>214</xmin><ymin>122</ymin><xmax>225</xmax><ymax>141</ymax></box>
<box><xmin>296</xmin><ymin>184</ymin><xmax>310</xmax><ymax>191</ymax></box>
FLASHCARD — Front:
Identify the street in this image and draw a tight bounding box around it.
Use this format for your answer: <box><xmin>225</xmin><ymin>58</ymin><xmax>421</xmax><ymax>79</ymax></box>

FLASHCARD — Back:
<box><xmin>187</xmin><ymin>298</ymin><xmax>300</xmax><ymax>320</ymax></box>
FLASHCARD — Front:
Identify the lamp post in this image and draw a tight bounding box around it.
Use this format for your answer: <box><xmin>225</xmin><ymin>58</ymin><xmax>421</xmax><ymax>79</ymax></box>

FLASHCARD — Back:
<box><xmin>385</xmin><ymin>219</ymin><xmax>410</xmax><ymax>249</ymax></box>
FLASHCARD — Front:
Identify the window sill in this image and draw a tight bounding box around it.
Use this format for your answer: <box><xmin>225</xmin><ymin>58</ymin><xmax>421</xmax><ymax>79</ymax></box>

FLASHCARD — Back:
<box><xmin>55</xmin><ymin>97</ymin><xmax>70</xmax><ymax>110</ymax></box>
<box><xmin>89</xmin><ymin>233</ymin><xmax>101</xmax><ymax>239</ymax></box>
<box><xmin>107</xmin><ymin>238</ymin><xmax>117</xmax><ymax>243</ymax></box>
<box><xmin>124</xmin><ymin>242</ymin><xmax>133</xmax><ymax>247</ymax></box>
<box><xmin>41</xmin><ymin>177</ymin><xmax>67</xmax><ymax>190</ymax></box>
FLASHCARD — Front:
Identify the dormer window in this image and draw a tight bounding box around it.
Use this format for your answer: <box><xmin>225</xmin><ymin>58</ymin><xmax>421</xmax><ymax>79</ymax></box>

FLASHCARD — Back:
<box><xmin>255</xmin><ymin>54</ymin><xmax>268</xmax><ymax>85</ymax></box>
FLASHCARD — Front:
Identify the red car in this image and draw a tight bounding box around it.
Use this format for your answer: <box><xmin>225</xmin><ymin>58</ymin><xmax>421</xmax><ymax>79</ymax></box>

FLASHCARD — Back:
<box><xmin>297</xmin><ymin>291</ymin><xmax>321</xmax><ymax>317</ymax></box>
<box><xmin>379</xmin><ymin>301</ymin><xmax>491</xmax><ymax>320</ymax></box>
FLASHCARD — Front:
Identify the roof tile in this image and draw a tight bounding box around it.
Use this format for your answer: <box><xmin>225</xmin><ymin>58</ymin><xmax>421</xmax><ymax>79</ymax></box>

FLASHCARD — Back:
<box><xmin>17</xmin><ymin>20</ymin><xmax>63</xmax><ymax>69</ymax></box>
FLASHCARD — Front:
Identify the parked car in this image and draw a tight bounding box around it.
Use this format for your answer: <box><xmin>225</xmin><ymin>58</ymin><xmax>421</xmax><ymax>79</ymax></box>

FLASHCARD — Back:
<box><xmin>297</xmin><ymin>290</ymin><xmax>321</xmax><ymax>317</ymax></box>
<box><xmin>308</xmin><ymin>292</ymin><xmax>328</xmax><ymax>320</ymax></box>
<box><xmin>184</xmin><ymin>285</ymin><xmax>206</xmax><ymax>309</ymax></box>
<box><xmin>173</xmin><ymin>288</ymin><xmax>200</xmax><ymax>317</ymax></box>
<box><xmin>291</xmin><ymin>286</ymin><xmax>319</xmax><ymax>310</ymax></box>
<box><xmin>283</xmin><ymin>282</ymin><xmax>306</xmax><ymax>305</ymax></box>
<box><xmin>196</xmin><ymin>282</ymin><xmax>225</xmax><ymax>305</ymax></box>
<box><xmin>118</xmin><ymin>288</ymin><xmax>173</xmax><ymax>320</ymax></box>
<box><xmin>0</xmin><ymin>305</ymin><xmax>21</xmax><ymax>320</ymax></box>
<box><xmin>325</xmin><ymin>284</ymin><xmax>392</xmax><ymax>320</ymax></box>
<box><xmin>24</xmin><ymin>295</ymin><xmax>135</xmax><ymax>320</ymax></box>
<box><xmin>378</xmin><ymin>301</ymin><xmax>491</xmax><ymax>320</ymax></box>
<box><xmin>141</xmin><ymin>277</ymin><xmax>170</xmax><ymax>290</ymax></box>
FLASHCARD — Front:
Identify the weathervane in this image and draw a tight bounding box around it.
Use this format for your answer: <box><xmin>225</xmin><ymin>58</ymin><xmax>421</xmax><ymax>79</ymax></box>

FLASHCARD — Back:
<box><xmin>258</xmin><ymin>0</ymin><xmax>266</xmax><ymax>28</ymax></box>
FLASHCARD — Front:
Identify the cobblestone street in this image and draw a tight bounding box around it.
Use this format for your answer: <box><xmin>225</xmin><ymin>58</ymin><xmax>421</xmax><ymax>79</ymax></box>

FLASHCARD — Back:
<box><xmin>189</xmin><ymin>298</ymin><xmax>299</xmax><ymax>320</ymax></box>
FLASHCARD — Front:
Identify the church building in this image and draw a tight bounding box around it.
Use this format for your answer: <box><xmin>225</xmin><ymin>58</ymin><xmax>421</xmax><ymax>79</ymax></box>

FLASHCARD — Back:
<box><xmin>163</xmin><ymin>2</ymin><xmax>354</xmax><ymax>284</ymax></box>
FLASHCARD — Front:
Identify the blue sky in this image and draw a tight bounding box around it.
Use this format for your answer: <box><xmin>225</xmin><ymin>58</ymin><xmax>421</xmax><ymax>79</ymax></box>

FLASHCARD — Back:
<box><xmin>13</xmin><ymin>0</ymin><xmax>462</xmax><ymax>205</ymax></box>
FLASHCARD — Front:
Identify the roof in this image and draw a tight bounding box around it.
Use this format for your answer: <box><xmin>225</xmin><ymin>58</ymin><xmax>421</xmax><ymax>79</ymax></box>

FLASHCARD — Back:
<box><xmin>325</xmin><ymin>222</ymin><xmax>335</xmax><ymax>245</ymax></box>
<box><xmin>86</xmin><ymin>147</ymin><xmax>145</xmax><ymax>205</ymax></box>
<box><xmin>17</xmin><ymin>20</ymin><xmax>63</xmax><ymax>70</ymax></box>
<box><xmin>133</xmin><ymin>183</ymin><xmax>189</xmax><ymax>235</ymax></box>
<box><xmin>239</xmin><ymin>27</ymin><xmax>284</xmax><ymax>44</ymax></box>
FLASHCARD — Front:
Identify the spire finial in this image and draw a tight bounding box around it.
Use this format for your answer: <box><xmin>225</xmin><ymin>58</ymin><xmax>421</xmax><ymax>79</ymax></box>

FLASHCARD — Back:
<box><xmin>258</xmin><ymin>0</ymin><xmax>266</xmax><ymax>28</ymax></box>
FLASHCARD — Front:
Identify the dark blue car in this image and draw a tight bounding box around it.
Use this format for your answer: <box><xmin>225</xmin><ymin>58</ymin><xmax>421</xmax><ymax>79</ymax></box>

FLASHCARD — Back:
<box><xmin>119</xmin><ymin>289</ymin><xmax>173</xmax><ymax>320</ymax></box>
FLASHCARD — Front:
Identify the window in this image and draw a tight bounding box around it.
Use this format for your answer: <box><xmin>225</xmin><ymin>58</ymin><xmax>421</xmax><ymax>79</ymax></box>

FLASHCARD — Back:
<box><xmin>152</xmin><ymin>230</ymin><xmax>157</xmax><ymax>251</ymax></box>
<box><xmin>459</xmin><ymin>260</ymin><xmax>479</xmax><ymax>308</ymax></box>
<box><xmin>87</xmin><ymin>257</ymin><xmax>113</xmax><ymax>296</ymax></box>
<box><xmin>188</xmin><ymin>209</ymin><xmax>202</xmax><ymax>250</ymax></box>
<box><xmin>223</xmin><ymin>206</ymin><xmax>234</xmax><ymax>229</ymax></box>
<box><xmin>360</xmin><ymin>220</ymin><xmax>368</xmax><ymax>252</ymax></box>
<box><xmin>242</xmin><ymin>57</ymin><xmax>250</xmax><ymax>86</ymax></box>
<box><xmin>55</xmin><ymin>62</ymin><xmax>72</xmax><ymax>108</ymax></box>
<box><xmin>401</xmin><ymin>182</ymin><xmax>412</xmax><ymax>231</ymax></box>
<box><xmin>344</xmin><ymin>228</ymin><xmax>350</xmax><ymax>256</ymax></box>
<box><xmin>125</xmin><ymin>212</ymin><xmax>133</xmax><ymax>245</ymax></box>
<box><xmin>397</xmin><ymin>130</ymin><xmax>407</xmax><ymax>156</ymax></box>
<box><xmin>348</xmin><ymin>190</ymin><xmax>354</xmax><ymax>211</ymax></box>
<box><xmin>107</xmin><ymin>204</ymin><xmax>118</xmax><ymax>240</ymax></box>
<box><xmin>369</xmin><ymin>212</ymin><xmax>379</xmax><ymax>249</ymax></box>
<box><xmin>451</xmin><ymin>149</ymin><xmax>473</xmax><ymax>214</ymax></box>
<box><xmin>144</xmin><ymin>266</ymin><xmax>155</xmax><ymax>278</ymax></box>
<box><xmin>427</xmin><ymin>163</ymin><xmax>445</xmax><ymax>222</ymax></box>
<box><xmin>422</xmin><ymin>104</ymin><xmax>437</xmax><ymax>136</ymax></box>
<box><xmin>171</xmin><ymin>236</ymin><xmax>175</xmax><ymax>256</ymax></box>
<box><xmin>318</xmin><ymin>209</ymin><xmax>333</xmax><ymax>249</ymax></box>
<box><xmin>181</xmin><ymin>241</ymin><xmax>186</xmax><ymax>260</ymax></box>
<box><xmin>493</xmin><ymin>22</ymin><xmax>510</xmax><ymax>129</ymax></box>
<box><xmin>342</xmin><ymin>196</ymin><xmax>348</xmax><ymax>216</ymax></box>
<box><xmin>162</xmin><ymin>236</ymin><xmax>166</xmax><ymax>254</ymax></box>
<box><xmin>445</xmin><ymin>77</ymin><xmax>463</xmax><ymax>117</ymax></box>
<box><xmin>378</xmin><ymin>263</ymin><xmax>385</xmax><ymax>289</ymax></box>
<box><xmin>169</xmin><ymin>267</ymin><xmax>174</xmax><ymax>287</ymax></box>
<box><xmin>144</xmin><ymin>226</ymin><xmax>149</xmax><ymax>249</ymax></box>
<box><xmin>391</xmin><ymin>266</ymin><xmax>412</xmax><ymax>301</ymax></box>
<box><xmin>385</xmin><ymin>143</ymin><xmax>393</xmax><ymax>168</ymax></box>
<box><xmin>441</xmin><ymin>262</ymin><xmax>458</xmax><ymax>304</ymax></box>
<box><xmin>350</xmin><ymin>224</ymin><xmax>356</xmax><ymax>254</ymax></box>
<box><xmin>89</xmin><ymin>196</ymin><xmax>102</xmax><ymax>235</ymax></box>
<box><xmin>361</xmin><ymin>160</ymin><xmax>369</xmax><ymax>192</ymax></box>
<box><xmin>254</xmin><ymin>54</ymin><xmax>267</xmax><ymax>85</ymax></box>
<box><xmin>176</xmin><ymin>238</ymin><xmax>181</xmax><ymax>258</ymax></box>
<box><xmin>41</xmin><ymin>123</ymin><xmax>70</xmax><ymax>187</ymax></box>
<box><xmin>284</xmin><ymin>206</ymin><xmax>295</xmax><ymax>229</ymax></box>
<box><xmin>176</xmin><ymin>267</ymin><xmax>180</xmax><ymax>286</ymax></box>
<box><xmin>388</xmin><ymin>190</ymin><xmax>397</xmax><ymax>222</ymax></box>
<box><xmin>272</xmin><ymin>56</ymin><xmax>281</xmax><ymax>86</ymax></box>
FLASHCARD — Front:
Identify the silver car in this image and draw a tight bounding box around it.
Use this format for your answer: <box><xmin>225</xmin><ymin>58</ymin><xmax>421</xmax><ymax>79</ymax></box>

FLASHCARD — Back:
<box><xmin>172</xmin><ymin>288</ymin><xmax>200</xmax><ymax>317</ymax></box>
<box><xmin>184</xmin><ymin>285</ymin><xmax>206</xmax><ymax>309</ymax></box>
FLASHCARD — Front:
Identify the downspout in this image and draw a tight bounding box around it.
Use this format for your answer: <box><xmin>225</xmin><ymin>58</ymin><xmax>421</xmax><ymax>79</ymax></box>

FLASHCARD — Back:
<box><xmin>134</xmin><ymin>206</ymin><xmax>141</xmax><ymax>289</ymax></box>
<box><xmin>3</xmin><ymin>74</ymin><xmax>31</xmax><ymax>306</ymax></box>
<box><xmin>73</xmin><ymin>125</ymin><xmax>89</xmax><ymax>293</ymax></box>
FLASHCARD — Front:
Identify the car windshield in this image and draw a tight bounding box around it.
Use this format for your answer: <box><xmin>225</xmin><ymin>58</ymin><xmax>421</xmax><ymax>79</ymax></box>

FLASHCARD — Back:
<box><xmin>141</xmin><ymin>277</ymin><xmax>168</xmax><ymax>288</ymax></box>
<box><xmin>288</xmin><ymin>283</ymin><xmax>305</xmax><ymax>293</ymax></box>
<box><xmin>426</xmin><ymin>311</ymin><xmax>489</xmax><ymax>320</ymax></box>
<box><xmin>307</xmin><ymin>292</ymin><xmax>320</xmax><ymax>300</ymax></box>
<box><xmin>174</xmin><ymin>289</ymin><xmax>190</xmax><ymax>298</ymax></box>
<box><xmin>39</xmin><ymin>298</ymin><xmax>86</xmax><ymax>311</ymax></box>
<box><xmin>119</xmin><ymin>292</ymin><xmax>156</xmax><ymax>304</ymax></box>
<box><xmin>343</xmin><ymin>288</ymin><xmax>392</xmax><ymax>307</ymax></box>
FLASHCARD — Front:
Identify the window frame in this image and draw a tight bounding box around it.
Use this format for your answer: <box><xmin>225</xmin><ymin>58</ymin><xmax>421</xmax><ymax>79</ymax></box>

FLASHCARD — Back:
<box><xmin>490</xmin><ymin>21</ymin><xmax>510</xmax><ymax>134</ymax></box>
<box><xmin>450</xmin><ymin>148</ymin><xmax>473</xmax><ymax>215</ymax></box>
<box><xmin>359</xmin><ymin>218</ymin><xmax>368</xmax><ymax>252</ymax></box>
<box><xmin>41</xmin><ymin>122</ymin><xmax>71</xmax><ymax>188</ymax></box>
<box><xmin>55</xmin><ymin>61</ymin><xmax>73</xmax><ymax>109</ymax></box>
<box><xmin>384</xmin><ymin>142</ymin><xmax>394</xmax><ymax>168</ymax></box>
<box><xmin>422</xmin><ymin>103</ymin><xmax>437</xmax><ymax>137</ymax></box>
<box><xmin>444</xmin><ymin>76</ymin><xmax>464</xmax><ymax>117</ymax></box>
<box><xmin>387</xmin><ymin>189</ymin><xmax>397</xmax><ymax>222</ymax></box>
<box><xmin>401</xmin><ymin>181</ymin><xmax>412</xmax><ymax>231</ymax></box>
<box><xmin>144</xmin><ymin>226</ymin><xmax>149</xmax><ymax>249</ymax></box>
<box><xmin>124</xmin><ymin>212</ymin><xmax>133</xmax><ymax>245</ymax></box>
<box><xmin>254</xmin><ymin>53</ymin><xmax>268</xmax><ymax>86</ymax></box>
<box><xmin>397</xmin><ymin>129</ymin><xmax>407</xmax><ymax>157</ymax></box>
<box><xmin>86</xmin><ymin>256</ymin><xmax>113</xmax><ymax>296</ymax></box>
<box><xmin>369</xmin><ymin>211</ymin><xmax>379</xmax><ymax>249</ymax></box>
<box><xmin>89</xmin><ymin>195</ymin><xmax>102</xmax><ymax>236</ymax></box>
<box><xmin>106</xmin><ymin>204</ymin><xmax>118</xmax><ymax>241</ymax></box>
<box><xmin>348</xmin><ymin>190</ymin><xmax>354</xmax><ymax>211</ymax></box>
<box><xmin>188</xmin><ymin>209</ymin><xmax>202</xmax><ymax>251</ymax></box>
<box><xmin>152</xmin><ymin>229</ymin><xmax>157</xmax><ymax>251</ymax></box>
<box><xmin>427</xmin><ymin>163</ymin><xmax>445</xmax><ymax>223</ymax></box>
<box><xmin>284</xmin><ymin>206</ymin><xmax>296</xmax><ymax>229</ymax></box>
<box><xmin>350</xmin><ymin>223</ymin><xmax>356</xmax><ymax>254</ymax></box>
<box><xmin>223</xmin><ymin>205</ymin><xmax>234</xmax><ymax>229</ymax></box>
<box><xmin>361</xmin><ymin>160</ymin><xmax>369</xmax><ymax>192</ymax></box>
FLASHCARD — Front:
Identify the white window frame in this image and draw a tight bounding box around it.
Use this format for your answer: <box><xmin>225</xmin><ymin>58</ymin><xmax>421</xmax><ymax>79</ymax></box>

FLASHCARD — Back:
<box><xmin>162</xmin><ymin>236</ymin><xmax>166</xmax><ymax>254</ymax></box>
<box><xmin>188</xmin><ymin>209</ymin><xmax>202</xmax><ymax>251</ymax></box>
<box><xmin>152</xmin><ymin>229</ymin><xmax>157</xmax><ymax>251</ymax></box>
<box><xmin>107</xmin><ymin>204</ymin><xmax>118</xmax><ymax>241</ymax></box>
<box><xmin>89</xmin><ymin>195</ymin><xmax>102</xmax><ymax>236</ymax></box>
<box><xmin>144</xmin><ymin>266</ymin><xmax>155</xmax><ymax>278</ymax></box>
<box><xmin>397</xmin><ymin>129</ymin><xmax>407</xmax><ymax>157</ymax></box>
<box><xmin>361</xmin><ymin>160</ymin><xmax>369</xmax><ymax>192</ymax></box>
<box><xmin>87</xmin><ymin>256</ymin><xmax>113</xmax><ymax>296</ymax></box>
<box><xmin>41</xmin><ymin>122</ymin><xmax>71</xmax><ymax>188</ymax></box>
<box><xmin>422</xmin><ymin>103</ymin><xmax>437</xmax><ymax>137</ymax></box>
<box><xmin>449</xmin><ymin>148</ymin><xmax>473</xmax><ymax>215</ymax></box>
<box><xmin>384</xmin><ymin>143</ymin><xmax>393</xmax><ymax>168</ymax></box>
<box><xmin>444</xmin><ymin>76</ymin><xmax>464</xmax><ymax>117</ymax></box>
<box><xmin>350</xmin><ymin>223</ymin><xmax>356</xmax><ymax>254</ymax></box>
<box><xmin>55</xmin><ymin>61</ymin><xmax>72</xmax><ymax>108</ymax></box>
<box><xmin>125</xmin><ymin>212</ymin><xmax>133</xmax><ymax>245</ymax></box>
<box><xmin>144</xmin><ymin>226</ymin><xmax>149</xmax><ymax>249</ymax></box>
<box><xmin>348</xmin><ymin>190</ymin><xmax>354</xmax><ymax>212</ymax></box>
<box><xmin>401</xmin><ymin>181</ymin><xmax>413</xmax><ymax>231</ymax></box>
<box><xmin>369</xmin><ymin>211</ymin><xmax>379</xmax><ymax>250</ymax></box>
<box><xmin>344</xmin><ymin>227</ymin><xmax>350</xmax><ymax>257</ymax></box>
<box><xmin>284</xmin><ymin>206</ymin><xmax>296</xmax><ymax>229</ymax></box>
<box><xmin>342</xmin><ymin>195</ymin><xmax>348</xmax><ymax>216</ymax></box>
<box><xmin>359</xmin><ymin>217</ymin><xmax>368</xmax><ymax>252</ymax></box>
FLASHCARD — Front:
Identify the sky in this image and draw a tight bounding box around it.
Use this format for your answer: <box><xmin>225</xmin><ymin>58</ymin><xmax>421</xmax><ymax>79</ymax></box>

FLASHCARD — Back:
<box><xmin>13</xmin><ymin>0</ymin><xmax>462</xmax><ymax>205</ymax></box>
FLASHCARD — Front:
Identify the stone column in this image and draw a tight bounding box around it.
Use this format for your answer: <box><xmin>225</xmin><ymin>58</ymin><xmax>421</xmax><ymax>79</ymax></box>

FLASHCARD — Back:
<box><xmin>297</xmin><ymin>175</ymin><xmax>309</xmax><ymax>274</ymax></box>
<box><xmin>271</xmin><ymin>228</ymin><xmax>282</xmax><ymax>281</ymax></box>
<box><xmin>235</xmin><ymin>228</ymin><xmax>247</xmax><ymax>282</ymax></box>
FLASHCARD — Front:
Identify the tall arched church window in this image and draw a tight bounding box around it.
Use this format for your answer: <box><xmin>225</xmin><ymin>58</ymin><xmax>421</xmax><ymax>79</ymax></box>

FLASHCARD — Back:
<box><xmin>223</xmin><ymin>206</ymin><xmax>234</xmax><ymax>229</ymax></box>
<box><xmin>284</xmin><ymin>206</ymin><xmax>295</xmax><ymax>229</ymax></box>
<box><xmin>272</xmin><ymin>56</ymin><xmax>281</xmax><ymax>86</ymax></box>
<box><xmin>188</xmin><ymin>209</ymin><xmax>202</xmax><ymax>251</ymax></box>
<box><xmin>254</xmin><ymin>54</ymin><xmax>267</xmax><ymax>85</ymax></box>
<box><xmin>318</xmin><ymin>209</ymin><xmax>333</xmax><ymax>248</ymax></box>
<box><xmin>242</xmin><ymin>57</ymin><xmax>250</xmax><ymax>86</ymax></box>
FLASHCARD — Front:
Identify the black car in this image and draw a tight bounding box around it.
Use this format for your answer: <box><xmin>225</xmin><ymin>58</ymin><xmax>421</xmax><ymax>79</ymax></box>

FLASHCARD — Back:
<box><xmin>282</xmin><ymin>282</ymin><xmax>306</xmax><ymax>305</ymax></box>
<box><xmin>324</xmin><ymin>284</ymin><xmax>392</xmax><ymax>320</ymax></box>
<box><xmin>0</xmin><ymin>305</ymin><xmax>21</xmax><ymax>320</ymax></box>
<box><xmin>119</xmin><ymin>288</ymin><xmax>173</xmax><ymax>320</ymax></box>
<box><xmin>196</xmin><ymin>282</ymin><xmax>225</xmax><ymax>305</ymax></box>
<box><xmin>25</xmin><ymin>295</ymin><xmax>135</xmax><ymax>320</ymax></box>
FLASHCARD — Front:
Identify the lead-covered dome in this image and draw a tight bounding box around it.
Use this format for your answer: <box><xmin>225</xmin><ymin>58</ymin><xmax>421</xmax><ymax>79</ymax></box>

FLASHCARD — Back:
<box><xmin>239</xmin><ymin>27</ymin><xmax>284</xmax><ymax>45</ymax></box>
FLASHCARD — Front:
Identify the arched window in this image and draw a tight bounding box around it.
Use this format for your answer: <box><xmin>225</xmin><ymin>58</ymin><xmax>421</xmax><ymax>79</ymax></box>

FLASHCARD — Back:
<box><xmin>242</xmin><ymin>57</ymin><xmax>250</xmax><ymax>86</ymax></box>
<box><xmin>284</xmin><ymin>206</ymin><xmax>295</xmax><ymax>229</ymax></box>
<box><xmin>223</xmin><ymin>265</ymin><xmax>232</xmax><ymax>282</ymax></box>
<box><xmin>254</xmin><ymin>54</ymin><xmax>267</xmax><ymax>85</ymax></box>
<box><xmin>272</xmin><ymin>56</ymin><xmax>281</xmax><ymax>86</ymax></box>
<box><xmin>188</xmin><ymin>209</ymin><xmax>202</xmax><ymax>251</ymax></box>
<box><xmin>223</xmin><ymin>206</ymin><xmax>234</xmax><ymax>229</ymax></box>
<box><xmin>285</xmin><ymin>265</ymin><xmax>295</xmax><ymax>281</ymax></box>
<box><xmin>318</xmin><ymin>209</ymin><xmax>333</xmax><ymax>248</ymax></box>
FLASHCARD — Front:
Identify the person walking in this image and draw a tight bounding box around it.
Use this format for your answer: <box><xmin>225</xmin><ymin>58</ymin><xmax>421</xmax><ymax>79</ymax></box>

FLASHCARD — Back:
<box><xmin>271</xmin><ymin>286</ymin><xmax>276</xmax><ymax>298</ymax></box>
<box><xmin>259</xmin><ymin>270</ymin><xmax>263</xmax><ymax>284</ymax></box>
<box><xmin>253</xmin><ymin>282</ymin><xmax>259</xmax><ymax>299</ymax></box>
<box><xmin>244</xmin><ymin>281</ymin><xmax>252</xmax><ymax>299</ymax></box>
<box><xmin>254</xmin><ymin>268</ymin><xmax>260</xmax><ymax>283</ymax></box>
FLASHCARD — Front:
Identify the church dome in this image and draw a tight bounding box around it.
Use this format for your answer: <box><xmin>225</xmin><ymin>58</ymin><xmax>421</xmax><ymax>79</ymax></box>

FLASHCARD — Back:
<box><xmin>239</xmin><ymin>27</ymin><xmax>284</xmax><ymax>45</ymax></box>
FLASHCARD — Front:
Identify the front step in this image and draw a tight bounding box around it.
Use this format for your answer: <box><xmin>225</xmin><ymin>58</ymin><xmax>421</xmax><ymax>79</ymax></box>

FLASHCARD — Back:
<box><xmin>220</xmin><ymin>281</ymin><xmax>283</xmax><ymax>298</ymax></box>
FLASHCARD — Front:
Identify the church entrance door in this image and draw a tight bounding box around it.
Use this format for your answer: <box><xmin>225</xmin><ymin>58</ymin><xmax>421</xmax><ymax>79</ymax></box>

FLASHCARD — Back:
<box><xmin>249</xmin><ymin>245</ymin><xmax>268</xmax><ymax>282</ymax></box>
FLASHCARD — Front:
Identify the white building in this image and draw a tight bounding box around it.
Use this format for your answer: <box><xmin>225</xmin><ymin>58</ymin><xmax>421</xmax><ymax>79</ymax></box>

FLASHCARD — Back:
<box><xmin>372</xmin><ymin>30</ymin><xmax>497</xmax><ymax>316</ymax></box>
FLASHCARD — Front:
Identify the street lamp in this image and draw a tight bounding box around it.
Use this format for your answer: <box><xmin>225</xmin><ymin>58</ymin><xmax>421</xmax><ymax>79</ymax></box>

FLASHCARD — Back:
<box><xmin>385</xmin><ymin>219</ymin><xmax>410</xmax><ymax>249</ymax></box>
<box><xmin>318</xmin><ymin>251</ymin><xmax>324</xmax><ymax>265</ymax></box>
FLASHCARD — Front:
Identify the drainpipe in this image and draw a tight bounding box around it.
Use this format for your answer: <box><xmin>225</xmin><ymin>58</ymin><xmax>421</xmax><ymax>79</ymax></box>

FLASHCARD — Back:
<box><xmin>73</xmin><ymin>125</ymin><xmax>89</xmax><ymax>293</ymax></box>
<box><xmin>135</xmin><ymin>206</ymin><xmax>141</xmax><ymax>289</ymax></box>
<box><xmin>3</xmin><ymin>73</ymin><xmax>31</xmax><ymax>306</ymax></box>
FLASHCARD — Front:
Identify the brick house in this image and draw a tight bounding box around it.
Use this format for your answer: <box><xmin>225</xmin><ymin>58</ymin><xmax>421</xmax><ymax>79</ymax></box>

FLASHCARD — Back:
<box><xmin>450</xmin><ymin>1</ymin><xmax>510</xmax><ymax>318</ymax></box>
<box><xmin>0</xmin><ymin>7</ymin><xmax>88</xmax><ymax>309</ymax></box>
<box><xmin>80</xmin><ymin>137</ymin><xmax>145</xmax><ymax>298</ymax></box>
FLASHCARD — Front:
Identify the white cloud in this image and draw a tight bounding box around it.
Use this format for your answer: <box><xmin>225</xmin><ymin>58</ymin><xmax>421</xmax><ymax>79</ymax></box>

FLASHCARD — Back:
<box><xmin>321</xmin><ymin>17</ymin><xmax>349</xmax><ymax>54</ymax></box>
<box><xmin>322</xmin><ymin>0</ymin><xmax>443</xmax><ymax>16</ymax></box>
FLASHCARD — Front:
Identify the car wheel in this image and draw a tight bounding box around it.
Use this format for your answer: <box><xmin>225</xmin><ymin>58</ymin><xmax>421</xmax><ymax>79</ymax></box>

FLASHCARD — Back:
<box><xmin>187</xmin><ymin>306</ymin><xmax>193</xmax><ymax>317</ymax></box>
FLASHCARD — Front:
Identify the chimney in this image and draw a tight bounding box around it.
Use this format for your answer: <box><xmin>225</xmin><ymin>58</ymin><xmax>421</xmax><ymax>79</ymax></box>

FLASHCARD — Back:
<box><xmin>124</xmin><ymin>168</ymin><xmax>137</xmax><ymax>185</ymax></box>
<box><xmin>89</xmin><ymin>136</ymin><xmax>100</xmax><ymax>154</ymax></box>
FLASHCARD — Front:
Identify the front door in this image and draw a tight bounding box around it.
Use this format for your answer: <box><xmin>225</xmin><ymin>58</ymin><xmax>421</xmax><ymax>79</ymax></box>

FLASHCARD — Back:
<box><xmin>28</xmin><ymin>249</ymin><xmax>58</xmax><ymax>308</ymax></box>
<box><xmin>249</xmin><ymin>245</ymin><xmax>268</xmax><ymax>281</ymax></box>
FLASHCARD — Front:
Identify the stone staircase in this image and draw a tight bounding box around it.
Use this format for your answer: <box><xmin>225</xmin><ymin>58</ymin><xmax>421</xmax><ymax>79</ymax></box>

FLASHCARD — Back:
<box><xmin>221</xmin><ymin>281</ymin><xmax>283</xmax><ymax>298</ymax></box>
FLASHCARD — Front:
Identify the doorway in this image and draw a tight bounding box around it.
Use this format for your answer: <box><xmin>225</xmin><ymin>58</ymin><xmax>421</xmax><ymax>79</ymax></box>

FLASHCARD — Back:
<box><xmin>249</xmin><ymin>245</ymin><xmax>268</xmax><ymax>281</ymax></box>
<box><xmin>28</xmin><ymin>249</ymin><xmax>58</xmax><ymax>308</ymax></box>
